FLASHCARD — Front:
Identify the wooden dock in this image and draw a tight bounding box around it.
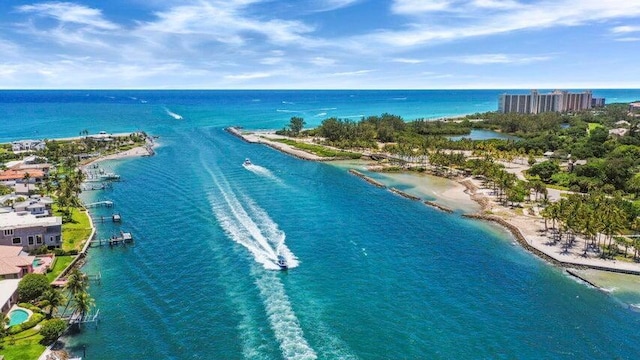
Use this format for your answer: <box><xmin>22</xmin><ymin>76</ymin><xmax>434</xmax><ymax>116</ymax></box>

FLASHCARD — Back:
<box><xmin>91</xmin><ymin>232</ymin><xmax>133</xmax><ymax>247</ymax></box>
<box><xmin>85</xmin><ymin>201</ymin><xmax>113</xmax><ymax>208</ymax></box>
<box><xmin>91</xmin><ymin>213</ymin><xmax>122</xmax><ymax>223</ymax></box>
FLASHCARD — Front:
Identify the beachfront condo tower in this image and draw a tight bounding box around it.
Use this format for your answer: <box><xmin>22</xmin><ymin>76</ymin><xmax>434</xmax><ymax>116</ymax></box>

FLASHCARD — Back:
<box><xmin>499</xmin><ymin>90</ymin><xmax>595</xmax><ymax>114</ymax></box>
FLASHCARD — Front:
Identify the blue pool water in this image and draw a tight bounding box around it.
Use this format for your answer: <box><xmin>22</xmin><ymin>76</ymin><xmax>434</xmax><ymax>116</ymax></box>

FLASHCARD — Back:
<box><xmin>2</xmin><ymin>90</ymin><xmax>640</xmax><ymax>359</ymax></box>
<box><xmin>8</xmin><ymin>309</ymin><xmax>29</xmax><ymax>327</ymax></box>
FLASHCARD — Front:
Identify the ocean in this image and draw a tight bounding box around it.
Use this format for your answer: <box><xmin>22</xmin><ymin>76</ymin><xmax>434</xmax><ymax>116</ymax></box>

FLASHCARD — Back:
<box><xmin>2</xmin><ymin>90</ymin><xmax>640</xmax><ymax>359</ymax></box>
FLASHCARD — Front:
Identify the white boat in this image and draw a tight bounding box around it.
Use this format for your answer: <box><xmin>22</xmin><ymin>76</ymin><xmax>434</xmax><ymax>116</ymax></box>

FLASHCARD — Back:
<box><xmin>276</xmin><ymin>255</ymin><xmax>288</xmax><ymax>270</ymax></box>
<box><xmin>99</xmin><ymin>173</ymin><xmax>120</xmax><ymax>180</ymax></box>
<box><xmin>243</xmin><ymin>158</ymin><xmax>252</xmax><ymax>166</ymax></box>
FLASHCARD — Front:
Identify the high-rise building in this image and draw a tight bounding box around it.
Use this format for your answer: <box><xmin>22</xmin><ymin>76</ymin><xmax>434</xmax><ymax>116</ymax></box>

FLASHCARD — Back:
<box><xmin>498</xmin><ymin>90</ymin><xmax>595</xmax><ymax>114</ymax></box>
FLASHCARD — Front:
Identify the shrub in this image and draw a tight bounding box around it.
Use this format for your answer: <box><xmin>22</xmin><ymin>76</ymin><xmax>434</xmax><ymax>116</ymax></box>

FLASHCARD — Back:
<box><xmin>19</xmin><ymin>313</ymin><xmax>45</xmax><ymax>331</ymax></box>
<box><xmin>17</xmin><ymin>303</ymin><xmax>43</xmax><ymax>313</ymax></box>
<box><xmin>53</xmin><ymin>249</ymin><xmax>66</xmax><ymax>256</ymax></box>
<box><xmin>17</xmin><ymin>274</ymin><xmax>50</xmax><ymax>303</ymax></box>
<box><xmin>39</xmin><ymin>319</ymin><xmax>67</xmax><ymax>345</ymax></box>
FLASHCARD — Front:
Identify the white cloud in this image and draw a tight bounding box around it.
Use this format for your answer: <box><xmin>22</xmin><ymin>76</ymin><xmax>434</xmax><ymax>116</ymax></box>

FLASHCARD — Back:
<box><xmin>224</xmin><ymin>72</ymin><xmax>273</xmax><ymax>80</ymax></box>
<box><xmin>328</xmin><ymin>69</ymin><xmax>374</xmax><ymax>76</ymax></box>
<box><xmin>392</xmin><ymin>0</ymin><xmax>453</xmax><ymax>14</ymax></box>
<box><xmin>615</xmin><ymin>37</ymin><xmax>640</xmax><ymax>42</ymax></box>
<box><xmin>452</xmin><ymin>53</ymin><xmax>552</xmax><ymax>65</ymax></box>
<box><xmin>611</xmin><ymin>25</ymin><xmax>640</xmax><ymax>33</ymax></box>
<box><xmin>392</xmin><ymin>58</ymin><xmax>424</xmax><ymax>64</ymax></box>
<box><xmin>138</xmin><ymin>2</ymin><xmax>314</xmax><ymax>46</ymax></box>
<box><xmin>309</xmin><ymin>57</ymin><xmax>336</xmax><ymax>66</ymax></box>
<box><xmin>17</xmin><ymin>2</ymin><xmax>119</xmax><ymax>30</ymax></box>
<box><xmin>379</xmin><ymin>1</ymin><xmax>640</xmax><ymax>46</ymax></box>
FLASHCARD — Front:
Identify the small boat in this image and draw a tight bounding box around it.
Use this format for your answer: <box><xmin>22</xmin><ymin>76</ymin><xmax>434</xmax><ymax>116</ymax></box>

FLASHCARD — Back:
<box><xmin>243</xmin><ymin>158</ymin><xmax>252</xmax><ymax>166</ymax></box>
<box><xmin>99</xmin><ymin>173</ymin><xmax>120</xmax><ymax>180</ymax></box>
<box><xmin>276</xmin><ymin>255</ymin><xmax>288</xmax><ymax>270</ymax></box>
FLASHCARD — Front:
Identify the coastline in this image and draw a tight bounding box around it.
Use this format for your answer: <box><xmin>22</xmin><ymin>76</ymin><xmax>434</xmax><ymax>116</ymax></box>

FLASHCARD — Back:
<box><xmin>38</xmin><ymin>134</ymin><xmax>157</xmax><ymax>360</ymax></box>
<box><xmin>52</xmin><ymin>135</ymin><xmax>156</xmax><ymax>280</ymax></box>
<box><xmin>230</xmin><ymin>127</ymin><xmax>640</xmax><ymax>284</ymax></box>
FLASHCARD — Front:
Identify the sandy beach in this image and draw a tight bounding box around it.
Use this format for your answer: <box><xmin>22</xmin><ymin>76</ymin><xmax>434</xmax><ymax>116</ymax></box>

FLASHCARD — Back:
<box><xmin>231</xmin><ymin>128</ymin><xmax>640</xmax><ymax>283</ymax></box>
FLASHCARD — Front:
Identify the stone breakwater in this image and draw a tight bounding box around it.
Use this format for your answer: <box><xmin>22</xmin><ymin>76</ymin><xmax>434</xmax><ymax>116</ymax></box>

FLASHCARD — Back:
<box><xmin>389</xmin><ymin>187</ymin><xmax>421</xmax><ymax>201</ymax></box>
<box><xmin>424</xmin><ymin>201</ymin><xmax>454</xmax><ymax>213</ymax></box>
<box><xmin>348</xmin><ymin>169</ymin><xmax>386</xmax><ymax>188</ymax></box>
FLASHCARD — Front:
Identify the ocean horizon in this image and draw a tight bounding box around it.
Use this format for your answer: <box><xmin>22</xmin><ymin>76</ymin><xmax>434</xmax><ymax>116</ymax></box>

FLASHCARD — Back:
<box><xmin>2</xmin><ymin>90</ymin><xmax>640</xmax><ymax>359</ymax></box>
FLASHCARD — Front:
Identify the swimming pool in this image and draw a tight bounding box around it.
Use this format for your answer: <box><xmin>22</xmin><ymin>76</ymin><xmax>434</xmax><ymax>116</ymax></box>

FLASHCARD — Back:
<box><xmin>8</xmin><ymin>309</ymin><xmax>29</xmax><ymax>326</ymax></box>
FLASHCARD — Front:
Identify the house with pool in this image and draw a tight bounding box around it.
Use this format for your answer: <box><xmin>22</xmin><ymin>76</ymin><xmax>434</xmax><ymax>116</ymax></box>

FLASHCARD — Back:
<box><xmin>0</xmin><ymin>245</ymin><xmax>36</xmax><ymax>314</ymax></box>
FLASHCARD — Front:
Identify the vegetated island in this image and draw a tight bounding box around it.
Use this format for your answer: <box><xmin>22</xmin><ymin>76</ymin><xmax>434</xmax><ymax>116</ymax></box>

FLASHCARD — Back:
<box><xmin>0</xmin><ymin>131</ymin><xmax>156</xmax><ymax>359</ymax></box>
<box><xmin>228</xmin><ymin>106</ymin><xmax>640</xmax><ymax>285</ymax></box>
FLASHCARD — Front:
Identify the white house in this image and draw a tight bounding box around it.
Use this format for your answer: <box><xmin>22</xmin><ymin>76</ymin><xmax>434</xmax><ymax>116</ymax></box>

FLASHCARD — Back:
<box><xmin>11</xmin><ymin>140</ymin><xmax>46</xmax><ymax>153</ymax></box>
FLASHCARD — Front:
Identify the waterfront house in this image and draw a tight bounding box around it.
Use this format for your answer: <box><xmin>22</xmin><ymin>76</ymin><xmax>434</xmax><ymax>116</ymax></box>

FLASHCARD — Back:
<box><xmin>12</xmin><ymin>196</ymin><xmax>54</xmax><ymax>217</ymax></box>
<box><xmin>0</xmin><ymin>278</ymin><xmax>21</xmax><ymax>314</ymax></box>
<box><xmin>0</xmin><ymin>169</ymin><xmax>45</xmax><ymax>186</ymax></box>
<box><xmin>0</xmin><ymin>245</ymin><xmax>35</xmax><ymax>314</ymax></box>
<box><xmin>0</xmin><ymin>212</ymin><xmax>62</xmax><ymax>249</ymax></box>
<box><xmin>10</xmin><ymin>162</ymin><xmax>54</xmax><ymax>175</ymax></box>
<box><xmin>11</xmin><ymin>139</ymin><xmax>46</xmax><ymax>153</ymax></box>
<box><xmin>0</xmin><ymin>245</ymin><xmax>34</xmax><ymax>280</ymax></box>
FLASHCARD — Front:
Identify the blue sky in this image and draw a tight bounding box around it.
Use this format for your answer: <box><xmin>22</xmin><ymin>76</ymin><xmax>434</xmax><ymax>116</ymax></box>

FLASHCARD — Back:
<box><xmin>0</xmin><ymin>0</ymin><xmax>639</xmax><ymax>89</ymax></box>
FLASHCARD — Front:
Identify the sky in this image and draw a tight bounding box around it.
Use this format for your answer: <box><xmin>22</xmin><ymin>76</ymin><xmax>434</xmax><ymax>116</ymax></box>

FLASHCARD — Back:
<box><xmin>0</xmin><ymin>0</ymin><xmax>639</xmax><ymax>89</ymax></box>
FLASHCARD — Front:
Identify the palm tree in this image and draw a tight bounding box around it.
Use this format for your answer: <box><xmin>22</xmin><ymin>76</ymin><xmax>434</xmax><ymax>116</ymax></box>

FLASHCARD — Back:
<box><xmin>70</xmin><ymin>292</ymin><xmax>95</xmax><ymax>324</ymax></box>
<box><xmin>65</xmin><ymin>268</ymin><xmax>88</xmax><ymax>296</ymax></box>
<box><xmin>38</xmin><ymin>289</ymin><xmax>66</xmax><ymax>319</ymax></box>
<box><xmin>599</xmin><ymin>201</ymin><xmax>625</xmax><ymax>258</ymax></box>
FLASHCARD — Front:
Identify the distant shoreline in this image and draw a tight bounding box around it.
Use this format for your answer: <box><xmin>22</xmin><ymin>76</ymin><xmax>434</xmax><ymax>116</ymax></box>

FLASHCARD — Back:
<box><xmin>229</xmin><ymin>127</ymin><xmax>640</xmax><ymax>284</ymax></box>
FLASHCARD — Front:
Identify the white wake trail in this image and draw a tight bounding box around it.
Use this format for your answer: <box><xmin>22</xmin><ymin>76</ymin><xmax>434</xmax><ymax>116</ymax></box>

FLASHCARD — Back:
<box><xmin>243</xmin><ymin>163</ymin><xmax>285</xmax><ymax>186</ymax></box>
<box><xmin>253</xmin><ymin>269</ymin><xmax>318</xmax><ymax>360</ymax></box>
<box><xmin>164</xmin><ymin>107</ymin><xmax>183</xmax><ymax>120</ymax></box>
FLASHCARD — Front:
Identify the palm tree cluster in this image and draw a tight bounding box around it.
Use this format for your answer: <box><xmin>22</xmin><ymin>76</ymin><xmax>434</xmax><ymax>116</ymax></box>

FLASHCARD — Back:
<box><xmin>41</xmin><ymin>167</ymin><xmax>85</xmax><ymax>222</ymax></box>
<box><xmin>541</xmin><ymin>193</ymin><xmax>639</xmax><ymax>260</ymax></box>
<box><xmin>63</xmin><ymin>268</ymin><xmax>95</xmax><ymax>324</ymax></box>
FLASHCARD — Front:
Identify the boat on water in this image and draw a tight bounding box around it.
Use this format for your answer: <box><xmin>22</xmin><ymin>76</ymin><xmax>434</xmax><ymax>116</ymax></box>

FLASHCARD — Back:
<box><xmin>99</xmin><ymin>173</ymin><xmax>120</xmax><ymax>180</ymax></box>
<box><xmin>276</xmin><ymin>255</ymin><xmax>288</xmax><ymax>270</ymax></box>
<box><xmin>243</xmin><ymin>158</ymin><xmax>252</xmax><ymax>166</ymax></box>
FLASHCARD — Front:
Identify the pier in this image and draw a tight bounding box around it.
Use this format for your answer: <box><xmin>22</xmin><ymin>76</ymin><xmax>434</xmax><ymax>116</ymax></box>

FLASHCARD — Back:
<box><xmin>85</xmin><ymin>201</ymin><xmax>113</xmax><ymax>208</ymax></box>
<box><xmin>90</xmin><ymin>213</ymin><xmax>122</xmax><ymax>223</ymax></box>
<box><xmin>91</xmin><ymin>231</ymin><xmax>134</xmax><ymax>247</ymax></box>
<box><xmin>81</xmin><ymin>183</ymin><xmax>112</xmax><ymax>191</ymax></box>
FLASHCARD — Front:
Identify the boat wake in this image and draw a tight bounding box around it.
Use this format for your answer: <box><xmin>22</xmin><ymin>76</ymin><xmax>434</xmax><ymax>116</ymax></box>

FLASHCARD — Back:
<box><xmin>253</xmin><ymin>270</ymin><xmax>317</xmax><ymax>359</ymax></box>
<box><xmin>164</xmin><ymin>107</ymin><xmax>184</xmax><ymax>120</ymax></box>
<box><xmin>243</xmin><ymin>163</ymin><xmax>285</xmax><ymax>185</ymax></box>
<box><xmin>203</xmin><ymin>163</ymin><xmax>298</xmax><ymax>270</ymax></box>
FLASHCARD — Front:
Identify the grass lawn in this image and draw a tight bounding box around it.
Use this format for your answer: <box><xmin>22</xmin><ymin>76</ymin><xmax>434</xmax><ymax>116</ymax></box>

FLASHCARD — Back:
<box><xmin>46</xmin><ymin>255</ymin><xmax>74</xmax><ymax>282</ymax></box>
<box><xmin>0</xmin><ymin>328</ymin><xmax>45</xmax><ymax>360</ymax></box>
<box><xmin>271</xmin><ymin>138</ymin><xmax>362</xmax><ymax>159</ymax></box>
<box><xmin>53</xmin><ymin>205</ymin><xmax>93</xmax><ymax>252</ymax></box>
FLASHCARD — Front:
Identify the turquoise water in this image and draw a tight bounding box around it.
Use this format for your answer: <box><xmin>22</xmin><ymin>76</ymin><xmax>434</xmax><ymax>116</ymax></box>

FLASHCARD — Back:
<box><xmin>2</xmin><ymin>90</ymin><xmax>640</xmax><ymax>359</ymax></box>
<box><xmin>8</xmin><ymin>309</ymin><xmax>29</xmax><ymax>326</ymax></box>
<box><xmin>449</xmin><ymin>129</ymin><xmax>521</xmax><ymax>141</ymax></box>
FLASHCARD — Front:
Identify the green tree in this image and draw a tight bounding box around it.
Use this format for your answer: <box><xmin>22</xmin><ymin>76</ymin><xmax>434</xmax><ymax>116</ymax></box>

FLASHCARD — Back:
<box><xmin>70</xmin><ymin>292</ymin><xmax>95</xmax><ymax>324</ymax></box>
<box><xmin>528</xmin><ymin>161</ymin><xmax>560</xmax><ymax>183</ymax></box>
<box><xmin>64</xmin><ymin>268</ymin><xmax>88</xmax><ymax>296</ymax></box>
<box><xmin>39</xmin><ymin>319</ymin><xmax>68</xmax><ymax>345</ymax></box>
<box><xmin>288</xmin><ymin>117</ymin><xmax>306</xmax><ymax>137</ymax></box>
<box><xmin>38</xmin><ymin>289</ymin><xmax>66</xmax><ymax>319</ymax></box>
<box><xmin>17</xmin><ymin>273</ymin><xmax>51</xmax><ymax>303</ymax></box>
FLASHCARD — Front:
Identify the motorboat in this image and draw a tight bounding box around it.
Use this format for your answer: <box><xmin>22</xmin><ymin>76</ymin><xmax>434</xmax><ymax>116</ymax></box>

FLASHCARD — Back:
<box><xmin>98</xmin><ymin>173</ymin><xmax>120</xmax><ymax>180</ymax></box>
<box><xmin>276</xmin><ymin>255</ymin><xmax>288</xmax><ymax>270</ymax></box>
<box><xmin>243</xmin><ymin>158</ymin><xmax>252</xmax><ymax>166</ymax></box>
